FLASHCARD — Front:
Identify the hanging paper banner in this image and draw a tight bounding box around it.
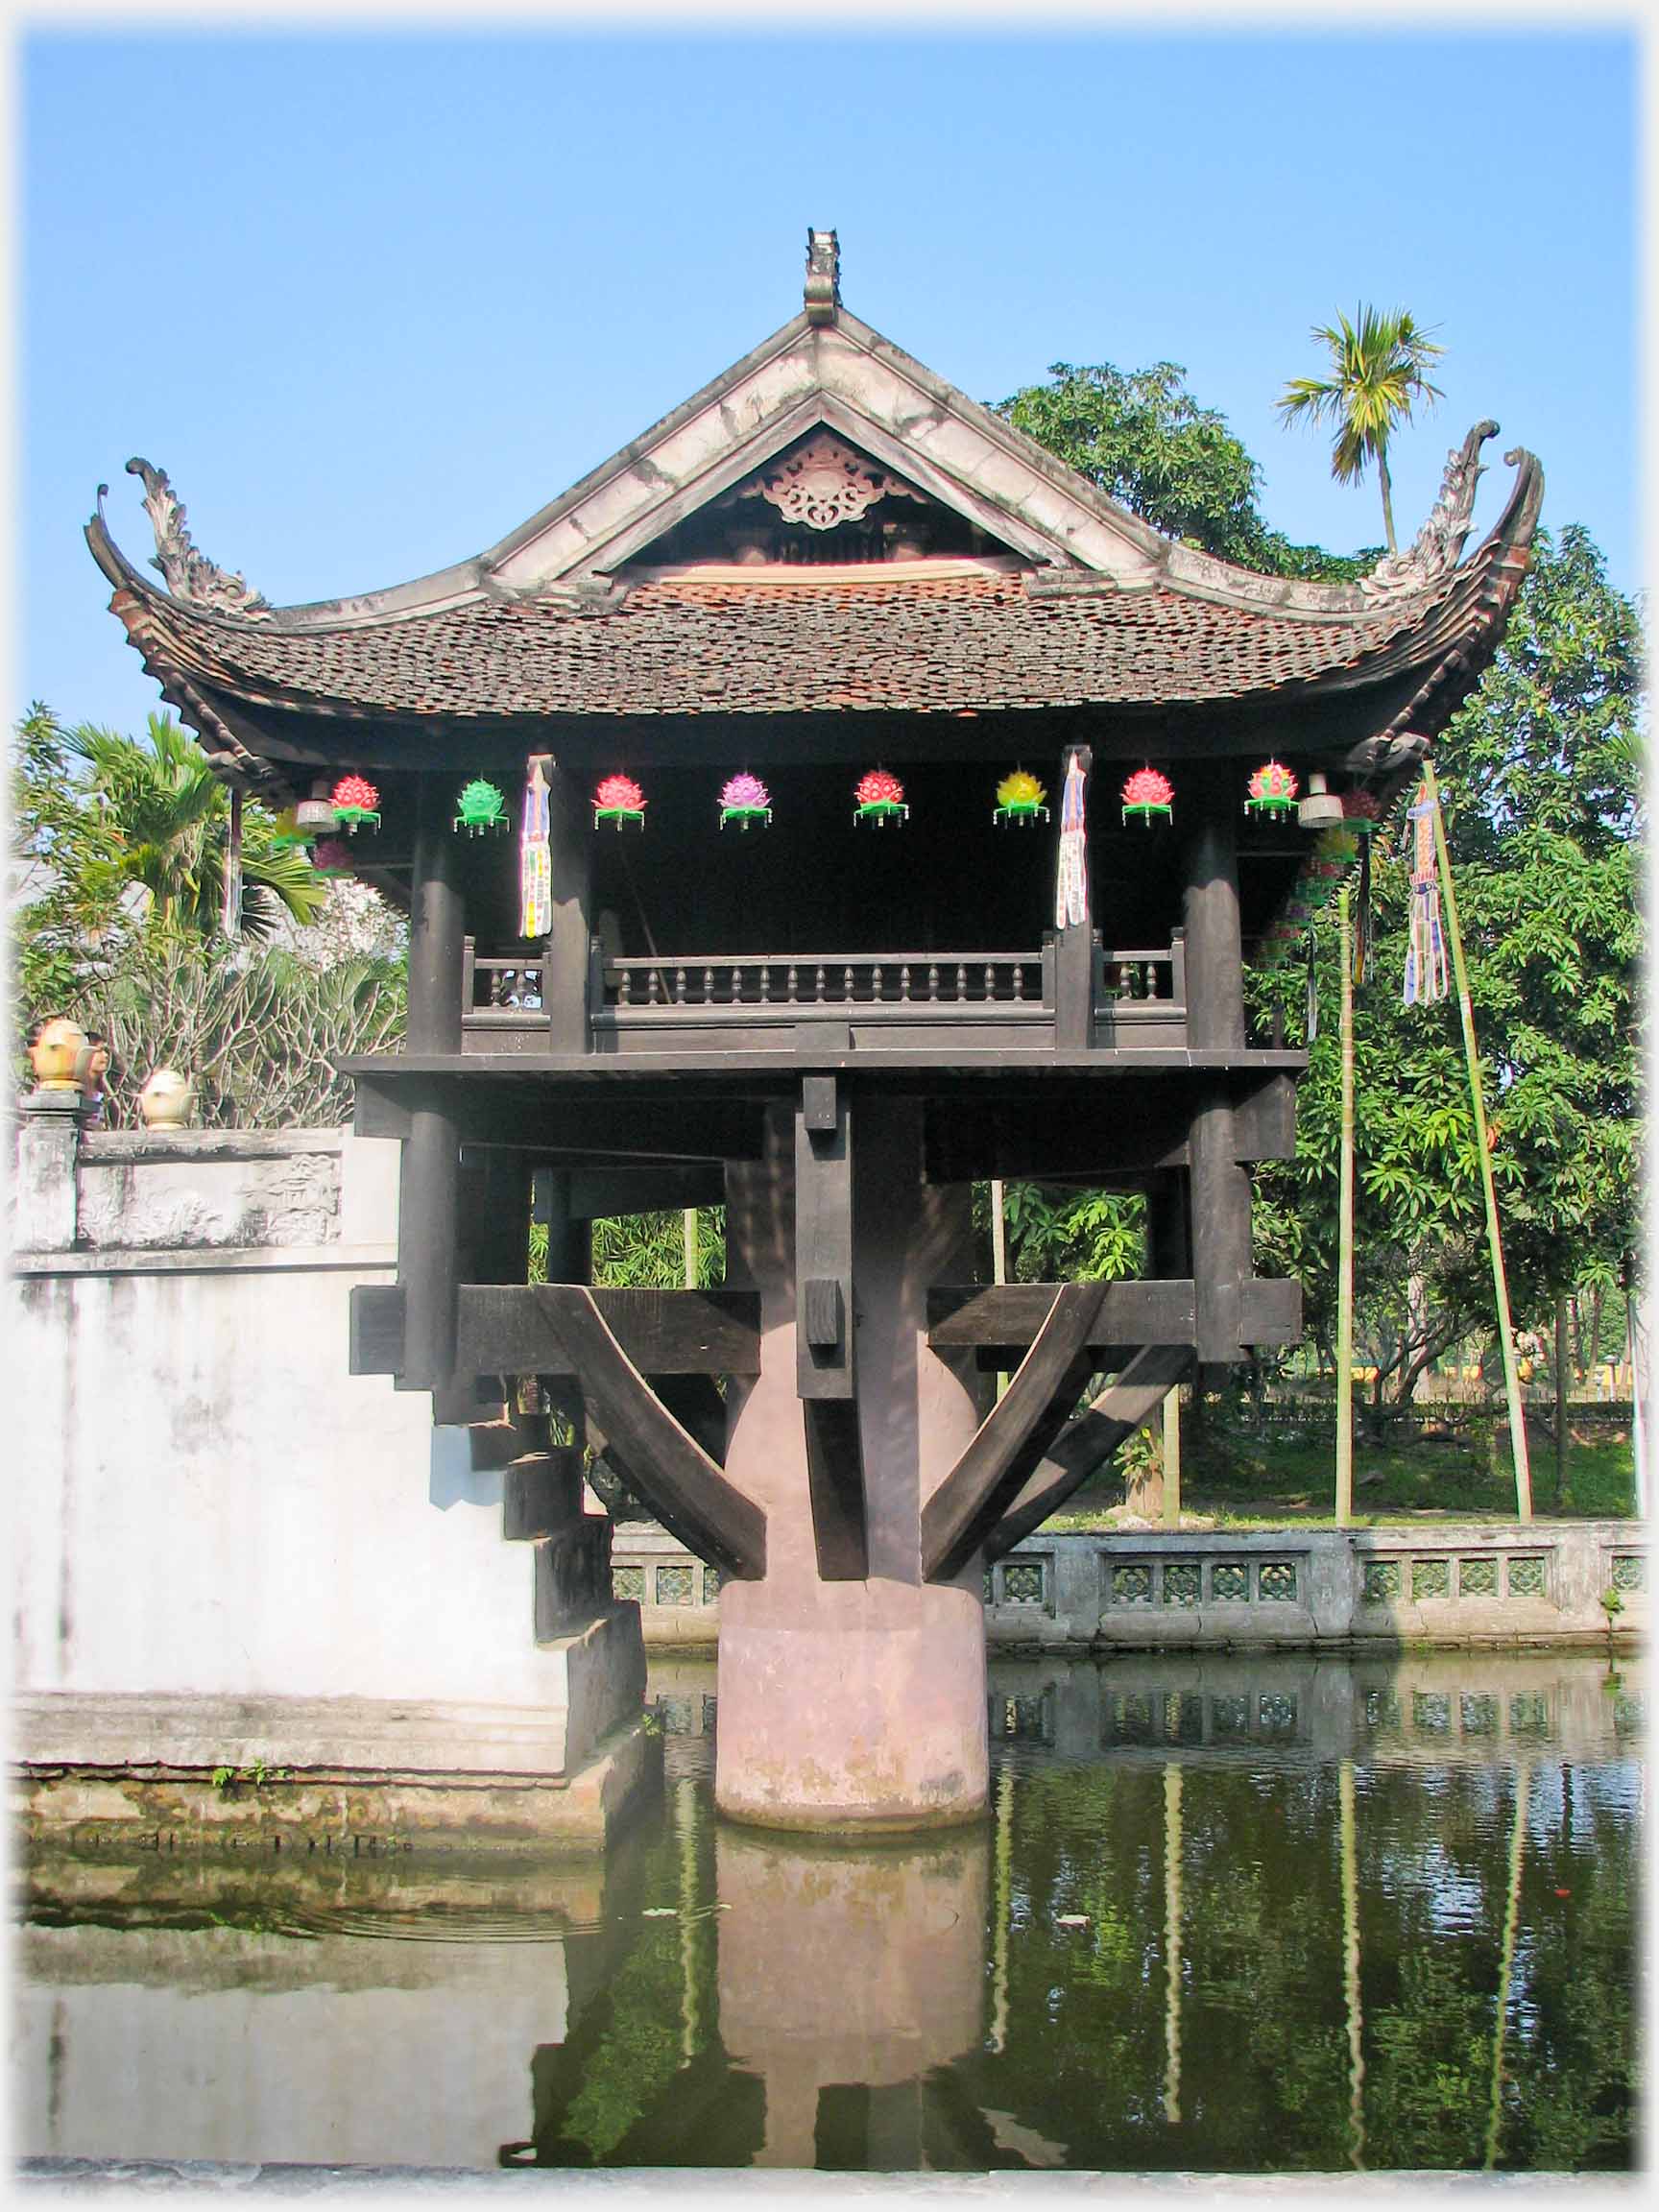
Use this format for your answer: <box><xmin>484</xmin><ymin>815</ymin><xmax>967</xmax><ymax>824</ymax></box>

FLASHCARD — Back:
<box><xmin>1055</xmin><ymin>748</ymin><xmax>1089</xmax><ymax>930</ymax></box>
<box><xmin>1403</xmin><ymin>792</ymin><xmax>1449</xmax><ymax>1006</ymax></box>
<box><xmin>520</xmin><ymin>756</ymin><xmax>553</xmax><ymax>940</ymax></box>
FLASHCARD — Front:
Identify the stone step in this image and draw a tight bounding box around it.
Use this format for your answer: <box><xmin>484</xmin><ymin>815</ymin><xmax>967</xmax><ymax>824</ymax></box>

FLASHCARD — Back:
<box><xmin>533</xmin><ymin>1518</ymin><xmax>615</xmax><ymax>1644</ymax></box>
<box><xmin>502</xmin><ymin>1448</ymin><xmax>585</xmax><ymax>1542</ymax></box>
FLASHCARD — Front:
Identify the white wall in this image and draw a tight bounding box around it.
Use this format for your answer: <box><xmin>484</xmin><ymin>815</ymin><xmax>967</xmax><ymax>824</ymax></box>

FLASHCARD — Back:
<box><xmin>10</xmin><ymin>1128</ymin><xmax>577</xmax><ymax>1711</ymax></box>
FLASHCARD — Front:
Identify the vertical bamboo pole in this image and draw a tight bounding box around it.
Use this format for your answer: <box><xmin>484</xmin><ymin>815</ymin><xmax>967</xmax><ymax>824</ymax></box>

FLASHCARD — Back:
<box><xmin>1162</xmin><ymin>1387</ymin><xmax>1181</xmax><ymax>1527</ymax></box>
<box><xmin>1423</xmin><ymin>762</ymin><xmax>1532</xmax><ymax>1521</ymax></box>
<box><xmin>1336</xmin><ymin>889</ymin><xmax>1356</xmax><ymax>1527</ymax></box>
<box><xmin>991</xmin><ymin>1177</ymin><xmax>1010</xmax><ymax>1400</ymax></box>
<box><xmin>683</xmin><ymin>1207</ymin><xmax>699</xmax><ymax>1291</ymax></box>
<box><xmin>1554</xmin><ymin>1297</ymin><xmax>1572</xmax><ymax>1508</ymax></box>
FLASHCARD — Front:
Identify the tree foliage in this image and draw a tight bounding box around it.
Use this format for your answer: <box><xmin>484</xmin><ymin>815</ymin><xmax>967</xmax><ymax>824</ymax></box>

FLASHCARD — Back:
<box><xmin>1253</xmin><ymin>523</ymin><xmax>1642</xmax><ymax>1398</ymax></box>
<box><xmin>12</xmin><ymin>706</ymin><xmax>324</xmax><ymax>987</ymax></box>
<box><xmin>63</xmin><ymin>932</ymin><xmax>406</xmax><ymax>1130</ymax></box>
<box><xmin>1277</xmin><ymin>305</ymin><xmax>1445</xmax><ymax>552</ymax></box>
<box><xmin>997</xmin><ymin>360</ymin><xmax>1379</xmax><ymax>580</ymax></box>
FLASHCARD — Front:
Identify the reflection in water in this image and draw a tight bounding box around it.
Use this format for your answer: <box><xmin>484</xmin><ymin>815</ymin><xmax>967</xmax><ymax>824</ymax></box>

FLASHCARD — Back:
<box><xmin>13</xmin><ymin>1648</ymin><xmax>1641</xmax><ymax>2173</ymax></box>
<box><xmin>1339</xmin><ymin>1756</ymin><xmax>1364</xmax><ymax>2170</ymax></box>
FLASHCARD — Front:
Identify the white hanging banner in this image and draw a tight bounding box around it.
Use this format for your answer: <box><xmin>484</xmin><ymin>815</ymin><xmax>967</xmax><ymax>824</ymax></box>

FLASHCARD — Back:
<box><xmin>1054</xmin><ymin>747</ymin><xmax>1089</xmax><ymax>932</ymax></box>
<box><xmin>520</xmin><ymin>756</ymin><xmax>553</xmax><ymax>940</ymax></box>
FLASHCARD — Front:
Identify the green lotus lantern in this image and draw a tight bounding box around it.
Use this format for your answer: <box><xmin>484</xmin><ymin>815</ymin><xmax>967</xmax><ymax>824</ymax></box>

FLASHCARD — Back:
<box><xmin>455</xmin><ymin>778</ymin><xmax>508</xmax><ymax>835</ymax></box>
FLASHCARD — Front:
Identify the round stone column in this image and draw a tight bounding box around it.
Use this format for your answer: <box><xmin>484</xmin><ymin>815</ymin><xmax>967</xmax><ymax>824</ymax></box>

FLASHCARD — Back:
<box><xmin>714</xmin><ymin>1097</ymin><xmax>989</xmax><ymax>1832</ymax></box>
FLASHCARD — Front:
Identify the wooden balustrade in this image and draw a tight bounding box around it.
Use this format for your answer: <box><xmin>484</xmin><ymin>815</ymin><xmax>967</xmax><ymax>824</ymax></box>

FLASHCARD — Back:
<box><xmin>459</xmin><ymin>930</ymin><xmax>1190</xmax><ymax>1050</ymax></box>
<box><xmin>601</xmin><ymin>950</ymin><xmax>1046</xmax><ymax>1011</ymax></box>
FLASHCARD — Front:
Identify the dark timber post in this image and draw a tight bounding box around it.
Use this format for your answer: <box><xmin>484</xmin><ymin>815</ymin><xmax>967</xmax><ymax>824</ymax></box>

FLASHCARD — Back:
<box><xmin>543</xmin><ymin>761</ymin><xmax>592</xmax><ymax>1055</ymax></box>
<box><xmin>1053</xmin><ymin>744</ymin><xmax>1095</xmax><ymax>1051</ymax></box>
<box><xmin>1183</xmin><ymin>806</ymin><xmax>1251</xmax><ymax>1379</ymax></box>
<box><xmin>400</xmin><ymin>773</ymin><xmax>466</xmax><ymax>1392</ymax></box>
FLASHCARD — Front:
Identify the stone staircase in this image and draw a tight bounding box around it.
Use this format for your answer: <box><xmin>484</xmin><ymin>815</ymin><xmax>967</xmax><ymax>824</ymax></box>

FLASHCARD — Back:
<box><xmin>457</xmin><ymin>1396</ymin><xmax>617</xmax><ymax>1645</ymax></box>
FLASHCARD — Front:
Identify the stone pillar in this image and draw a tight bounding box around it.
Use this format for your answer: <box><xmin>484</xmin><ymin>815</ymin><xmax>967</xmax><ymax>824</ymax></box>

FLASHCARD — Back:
<box><xmin>715</xmin><ymin>1097</ymin><xmax>989</xmax><ymax>1832</ymax></box>
<box><xmin>13</xmin><ymin>1094</ymin><xmax>83</xmax><ymax>1254</ymax></box>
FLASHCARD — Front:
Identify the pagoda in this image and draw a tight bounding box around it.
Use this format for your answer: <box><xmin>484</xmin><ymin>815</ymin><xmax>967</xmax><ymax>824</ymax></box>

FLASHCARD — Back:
<box><xmin>88</xmin><ymin>231</ymin><xmax>1540</xmax><ymax>1832</ymax></box>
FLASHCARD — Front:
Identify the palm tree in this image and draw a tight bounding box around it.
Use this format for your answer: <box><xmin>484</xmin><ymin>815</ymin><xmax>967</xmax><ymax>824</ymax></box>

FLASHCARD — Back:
<box><xmin>1277</xmin><ymin>306</ymin><xmax>1445</xmax><ymax>555</ymax></box>
<box><xmin>66</xmin><ymin>712</ymin><xmax>325</xmax><ymax>939</ymax></box>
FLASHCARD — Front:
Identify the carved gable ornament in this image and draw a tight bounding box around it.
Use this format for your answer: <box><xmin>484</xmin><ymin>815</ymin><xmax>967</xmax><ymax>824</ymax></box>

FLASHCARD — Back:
<box><xmin>751</xmin><ymin>432</ymin><xmax>926</xmax><ymax>533</ymax></box>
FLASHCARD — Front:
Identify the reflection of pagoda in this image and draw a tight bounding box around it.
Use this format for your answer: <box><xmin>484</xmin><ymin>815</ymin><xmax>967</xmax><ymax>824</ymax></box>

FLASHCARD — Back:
<box><xmin>88</xmin><ymin>231</ymin><xmax>1540</xmax><ymax>1832</ymax></box>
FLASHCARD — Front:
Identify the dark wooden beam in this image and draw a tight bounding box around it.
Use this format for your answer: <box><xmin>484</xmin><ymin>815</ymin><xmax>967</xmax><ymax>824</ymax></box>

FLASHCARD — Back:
<box><xmin>804</xmin><ymin>1399</ymin><xmax>869</xmax><ymax>1581</ymax></box>
<box><xmin>466</xmin><ymin>1285</ymin><xmax>765</xmax><ymax>1579</ymax></box>
<box><xmin>350</xmin><ymin>1282</ymin><xmax>760</xmax><ymax>1380</ymax></box>
<box><xmin>982</xmin><ymin>1342</ymin><xmax>1194</xmax><ymax>1561</ymax></box>
<box><xmin>922</xmin><ymin>1070</ymin><xmax>1295</xmax><ymax>1183</ymax></box>
<box><xmin>926</xmin><ymin>1278</ymin><xmax>1300</xmax><ymax>1358</ymax></box>
<box><xmin>355</xmin><ymin>1073</ymin><xmax>765</xmax><ymax>1162</ymax></box>
<box><xmin>921</xmin><ymin>1283</ymin><xmax>1106</xmax><ymax>1582</ymax></box>
<box><xmin>929</xmin><ymin>1281</ymin><xmax>1196</xmax><ymax>1349</ymax></box>
<box><xmin>796</xmin><ymin>1076</ymin><xmax>854</xmax><ymax>1402</ymax></box>
<box><xmin>458</xmin><ymin>1285</ymin><xmax>761</xmax><ymax>1380</ymax></box>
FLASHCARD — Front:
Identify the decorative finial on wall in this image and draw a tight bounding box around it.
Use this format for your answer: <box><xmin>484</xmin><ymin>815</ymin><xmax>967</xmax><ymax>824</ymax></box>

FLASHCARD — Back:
<box><xmin>805</xmin><ymin>228</ymin><xmax>840</xmax><ymax>325</ymax></box>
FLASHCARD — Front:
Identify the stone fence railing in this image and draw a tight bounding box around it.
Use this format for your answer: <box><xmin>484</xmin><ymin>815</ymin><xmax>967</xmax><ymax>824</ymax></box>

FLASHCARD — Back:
<box><xmin>613</xmin><ymin>1519</ymin><xmax>1646</xmax><ymax>1653</ymax></box>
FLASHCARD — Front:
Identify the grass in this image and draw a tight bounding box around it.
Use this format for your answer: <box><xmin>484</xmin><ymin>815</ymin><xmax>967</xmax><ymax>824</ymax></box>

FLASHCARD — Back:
<box><xmin>1048</xmin><ymin>1413</ymin><xmax>1636</xmax><ymax>1532</ymax></box>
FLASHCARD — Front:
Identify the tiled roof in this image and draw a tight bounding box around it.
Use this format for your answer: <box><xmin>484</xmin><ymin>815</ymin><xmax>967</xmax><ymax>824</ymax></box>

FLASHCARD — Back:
<box><xmin>93</xmin><ymin>522</ymin><xmax>1534</xmax><ymax>728</ymax></box>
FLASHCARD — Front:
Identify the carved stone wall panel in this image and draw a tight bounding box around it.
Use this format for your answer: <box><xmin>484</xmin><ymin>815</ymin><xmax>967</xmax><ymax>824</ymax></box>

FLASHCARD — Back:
<box><xmin>76</xmin><ymin>1147</ymin><xmax>343</xmax><ymax>1251</ymax></box>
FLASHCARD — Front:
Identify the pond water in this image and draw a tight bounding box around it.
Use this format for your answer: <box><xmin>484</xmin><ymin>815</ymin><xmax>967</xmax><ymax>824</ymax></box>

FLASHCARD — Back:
<box><xmin>13</xmin><ymin>1647</ymin><xmax>1643</xmax><ymax>2175</ymax></box>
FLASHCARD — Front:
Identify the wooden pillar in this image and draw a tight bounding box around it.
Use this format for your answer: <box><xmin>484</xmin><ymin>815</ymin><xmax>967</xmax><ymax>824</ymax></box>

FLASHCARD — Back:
<box><xmin>1053</xmin><ymin>744</ymin><xmax>1095</xmax><ymax>1051</ymax></box>
<box><xmin>1183</xmin><ymin>804</ymin><xmax>1250</xmax><ymax>1377</ymax></box>
<box><xmin>400</xmin><ymin>774</ymin><xmax>466</xmax><ymax>1392</ymax></box>
<box><xmin>543</xmin><ymin>761</ymin><xmax>592</xmax><ymax>1055</ymax></box>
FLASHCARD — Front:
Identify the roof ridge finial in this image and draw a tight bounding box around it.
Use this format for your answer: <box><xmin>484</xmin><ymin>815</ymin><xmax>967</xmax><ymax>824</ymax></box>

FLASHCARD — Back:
<box><xmin>805</xmin><ymin>228</ymin><xmax>840</xmax><ymax>325</ymax></box>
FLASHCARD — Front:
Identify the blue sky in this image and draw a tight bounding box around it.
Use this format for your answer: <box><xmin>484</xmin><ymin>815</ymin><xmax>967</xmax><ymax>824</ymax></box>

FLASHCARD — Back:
<box><xmin>19</xmin><ymin>26</ymin><xmax>1638</xmax><ymax>733</ymax></box>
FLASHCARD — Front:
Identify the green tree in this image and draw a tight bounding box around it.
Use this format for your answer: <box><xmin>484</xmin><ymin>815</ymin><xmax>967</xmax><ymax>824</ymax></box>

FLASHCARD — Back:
<box><xmin>998</xmin><ymin>360</ymin><xmax>1378</xmax><ymax>580</ymax></box>
<box><xmin>60</xmin><ymin>709</ymin><xmax>325</xmax><ymax>940</ymax></box>
<box><xmin>1276</xmin><ymin>306</ymin><xmax>1445</xmax><ymax>553</ymax></box>
<box><xmin>1253</xmin><ymin>525</ymin><xmax>1642</xmax><ymax>1406</ymax></box>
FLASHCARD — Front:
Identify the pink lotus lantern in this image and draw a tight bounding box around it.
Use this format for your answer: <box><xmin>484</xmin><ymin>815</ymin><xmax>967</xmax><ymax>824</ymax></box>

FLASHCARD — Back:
<box><xmin>1120</xmin><ymin>766</ymin><xmax>1174</xmax><ymax>825</ymax></box>
<box><xmin>719</xmin><ymin>771</ymin><xmax>773</xmax><ymax>830</ymax></box>
<box><xmin>854</xmin><ymin>768</ymin><xmax>907</xmax><ymax>826</ymax></box>
<box><xmin>593</xmin><ymin>773</ymin><xmax>646</xmax><ymax>830</ymax></box>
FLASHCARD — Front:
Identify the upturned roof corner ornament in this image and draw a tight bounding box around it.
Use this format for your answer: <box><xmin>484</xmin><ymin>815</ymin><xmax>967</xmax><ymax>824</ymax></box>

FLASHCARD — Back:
<box><xmin>123</xmin><ymin>456</ymin><xmax>272</xmax><ymax>619</ymax></box>
<box><xmin>804</xmin><ymin>228</ymin><xmax>840</xmax><ymax>326</ymax></box>
<box><xmin>1358</xmin><ymin>421</ymin><xmax>1499</xmax><ymax>600</ymax></box>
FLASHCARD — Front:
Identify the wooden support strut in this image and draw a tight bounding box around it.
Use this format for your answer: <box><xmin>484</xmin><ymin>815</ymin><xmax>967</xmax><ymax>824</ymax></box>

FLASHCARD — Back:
<box><xmin>463</xmin><ymin>1284</ymin><xmax>766</xmax><ymax>1581</ymax></box>
<box><xmin>921</xmin><ymin>1282</ymin><xmax>1107</xmax><ymax>1583</ymax></box>
<box><xmin>981</xmin><ymin>1342</ymin><xmax>1195</xmax><ymax>1562</ymax></box>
